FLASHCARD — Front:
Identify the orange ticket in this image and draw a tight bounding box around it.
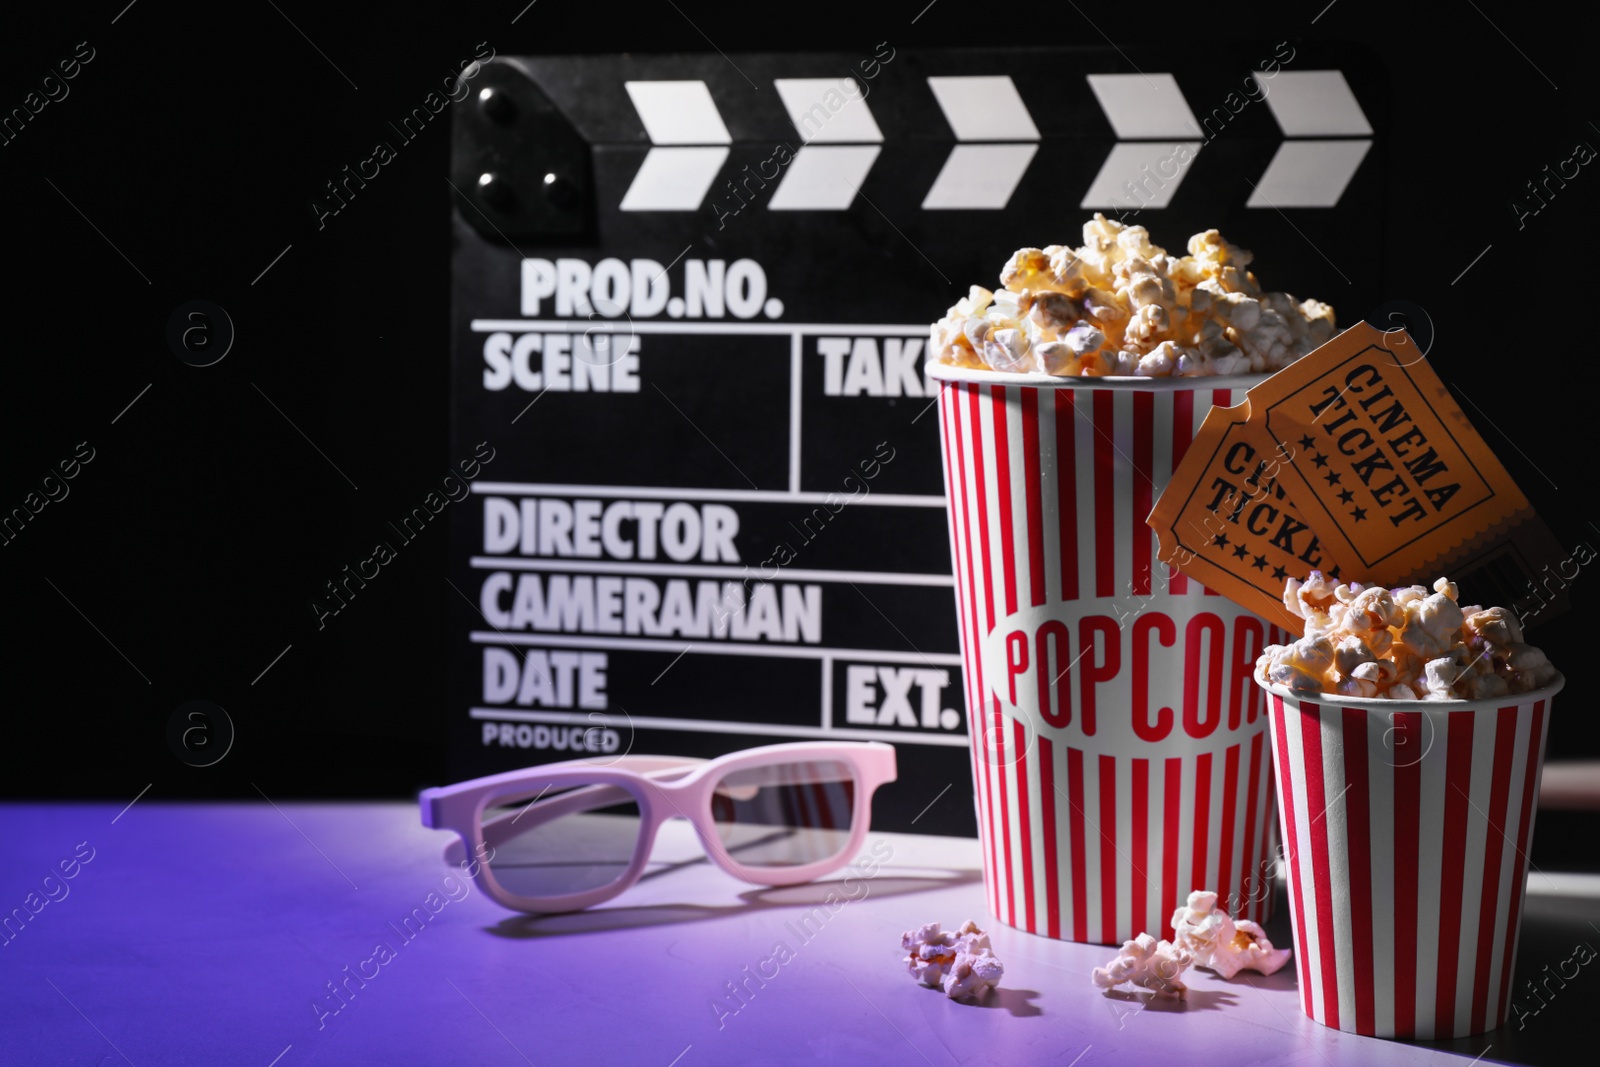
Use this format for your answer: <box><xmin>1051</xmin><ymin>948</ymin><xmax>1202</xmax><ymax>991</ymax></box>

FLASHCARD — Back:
<box><xmin>1149</xmin><ymin>321</ymin><xmax>1567</xmax><ymax>633</ymax></box>
<box><xmin>1147</xmin><ymin>400</ymin><xmax>1354</xmax><ymax>632</ymax></box>
<box><xmin>1240</xmin><ymin>321</ymin><xmax>1556</xmax><ymax>587</ymax></box>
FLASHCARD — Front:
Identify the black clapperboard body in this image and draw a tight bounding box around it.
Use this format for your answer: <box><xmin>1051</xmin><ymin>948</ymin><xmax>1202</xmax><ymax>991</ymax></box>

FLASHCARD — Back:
<box><xmin>448</xmin><ymin>45</ymin><xmax>1385</xmax><ymax>835</ymax></box>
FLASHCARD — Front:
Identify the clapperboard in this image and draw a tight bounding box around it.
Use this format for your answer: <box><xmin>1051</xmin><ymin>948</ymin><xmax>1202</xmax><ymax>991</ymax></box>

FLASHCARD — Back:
<box><xmin>447</xmin><ymin>44</ymin><xmax>1385</xmax><ymax>835</ymax></box>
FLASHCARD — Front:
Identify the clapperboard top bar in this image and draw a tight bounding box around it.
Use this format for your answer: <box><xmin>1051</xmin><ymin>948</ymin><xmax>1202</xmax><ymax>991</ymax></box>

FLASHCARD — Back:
<box><xmin>462</xmin><ymin>43</ymin><xmax>1383</xmax><ymax>221</ymax></box>
<box><xmin>513</xmin><ymin>46</ymin><xmax>1382</xmax><ymax>143</ymax></box>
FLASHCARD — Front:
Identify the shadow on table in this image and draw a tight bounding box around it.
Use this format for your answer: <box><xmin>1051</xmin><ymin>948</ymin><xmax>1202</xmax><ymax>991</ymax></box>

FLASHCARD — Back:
<box><xmin>483</xmin><ymin>866</ymin><xmax>985</xmax><ymax>939</ymax></box>
<box><xmin>1100</xmin><ymin>987</ymin><xmax>1240</xmax><ymax>1013</ymax></box>
<box><xmin>1225</xmin><ymin>964</ymin><xmax>1297</xmax><ymax>994</ymax></box>
<box><xmin>972</xmin><ymin>986</ymin><xmax>1043</xmax><ymax>1017</ymax></box>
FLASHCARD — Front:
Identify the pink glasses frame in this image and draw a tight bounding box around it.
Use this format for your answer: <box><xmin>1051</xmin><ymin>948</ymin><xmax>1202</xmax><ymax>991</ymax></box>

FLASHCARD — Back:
<box><xmin>419</xmin><ymin>740</ymin><xmax>897</xmax><ymax>913</ymax></box>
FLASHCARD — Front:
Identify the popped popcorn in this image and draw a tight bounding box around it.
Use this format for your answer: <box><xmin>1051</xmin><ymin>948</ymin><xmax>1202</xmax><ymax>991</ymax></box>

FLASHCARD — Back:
<box><xmin>1211</xmin><ymin>921</ymin><xmax>1290</xmax><ymax>981</ymax></box>
<box><xmin>1169</xmin><ymin>890</ymin><xmax>1291</xmax><ymax>980</ymax></box>
<box><xmin>943</xmin><ymin>952</ymin><xmax>1005</xmax><ymax>1000</ymax></box>
<box><xmin>1090</xmin><ymin>933</ymin><xmax>1194</xmax><ymax>998</ymax></box>
<box><xmin>900</xmin><ymin>920</ymin><xmax>1005</xmax><ymax>1000</ymax></box>
<box><xmin>1168</xmin><ymin>891</ymin><xmax>1232</xmax><ymax>963</ymax></box>
<box><xmin>1258</xmin><ymin>573</ymin><xmax>1558</xmax><ymax>700</ymax></box>
<box><xmin>931</xmin><ymin>215</ymin><xmax>1336</xmax><ymax>378</ymax></box>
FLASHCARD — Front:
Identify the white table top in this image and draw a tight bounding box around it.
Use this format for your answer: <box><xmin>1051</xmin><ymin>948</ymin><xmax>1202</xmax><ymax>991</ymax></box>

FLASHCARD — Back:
<box><xmin>1</xmin><ymin>801</ymin><xmax>1592</xmax><ymax>1065</ymax></box>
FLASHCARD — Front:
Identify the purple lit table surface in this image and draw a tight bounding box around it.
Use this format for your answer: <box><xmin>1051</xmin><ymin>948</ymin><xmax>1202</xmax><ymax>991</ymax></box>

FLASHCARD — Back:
<box><xmin>3</xmin><ymin>801</ymin><xmax>1594</xmax><ymax>1066</ymax></box>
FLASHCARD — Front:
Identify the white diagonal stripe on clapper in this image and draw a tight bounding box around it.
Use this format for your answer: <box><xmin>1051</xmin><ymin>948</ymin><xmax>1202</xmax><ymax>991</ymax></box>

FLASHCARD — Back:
<box><xmin>921</xmin><ymin>144</ymin><xmax>1038</xmax><ymax>210</ymax></box>
<box><xmin>926</xmin><ymin>75</ymin><xmax>1040</xmax><ymax>141</ymax></box>
<box><xmin>1246</xmin><ymin>140</ymin><xmax>1371</xmax><ymax>209</ymax></box>
<box><xmin>619</xmin><ymin>147</ymin><xmax>730</xmax><ymax>211</ymax></box>
<box><xmin>624</xmin><ymin>81</ymin><xmax>732</xmax><ymax>145</ymax></box>
<box><xmin>768</xmin><ymin>146</ymin><xmax>880</xmax><ymax>211</ymax></box>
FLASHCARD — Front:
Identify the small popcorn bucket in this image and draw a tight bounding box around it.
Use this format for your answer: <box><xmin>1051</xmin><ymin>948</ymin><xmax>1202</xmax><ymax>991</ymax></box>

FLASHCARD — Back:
<box><xmin>1259</xmin><ymin>675</ymin><xmax>1565</xmax><ymax>1039</ymax></box>
<box><xmin>931</xmin><ymin>364</ymin><xmax>1286</xmax><ymax>945</ymax></box>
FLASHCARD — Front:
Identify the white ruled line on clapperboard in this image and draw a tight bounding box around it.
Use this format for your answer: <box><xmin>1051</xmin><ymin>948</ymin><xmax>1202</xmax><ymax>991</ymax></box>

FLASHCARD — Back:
<box><xmin>467</xmin><ymin>558</ymin><xmax>953</xmax><ymax>586</ymax></box>
<box><xmin>468</xmin><ymin>318</ymin><xmax>964</xmax><ymax>746</ymax></box>
<box><xmin>465</xmin><ymin>708</ymin><xmax>969</xmax><ymax>748</ymax></box>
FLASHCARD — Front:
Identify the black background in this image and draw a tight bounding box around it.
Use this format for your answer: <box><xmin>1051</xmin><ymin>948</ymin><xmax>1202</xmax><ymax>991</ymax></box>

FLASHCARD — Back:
<box><xmin>3</xmin><ymin>1</ymin><xmax>1595</xmax><ymax>847</ymax></box>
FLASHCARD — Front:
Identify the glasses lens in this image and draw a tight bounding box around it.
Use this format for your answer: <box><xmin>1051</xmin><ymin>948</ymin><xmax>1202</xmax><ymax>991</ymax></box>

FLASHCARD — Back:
<box><xmin>711</xmin><ymin>759</ymin><xmax>856</xmax><ymax>868</ymax></box>
<box><xmin>481</xmin><ymin>783</ymin><xmax>641</xmax><ymax>900</ymax></box>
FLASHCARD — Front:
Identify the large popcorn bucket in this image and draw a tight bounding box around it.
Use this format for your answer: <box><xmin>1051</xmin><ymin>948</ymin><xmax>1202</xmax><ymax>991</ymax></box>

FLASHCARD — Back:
<box><xmin>1260</xmin><ymin>675</ymin><xmax>1564</xmax><ymax>1038</ymax></box>
<box><xmin>931</xmin><ymin>364</ymin><xmax>1288</xmax><ymax>944</ymax></box>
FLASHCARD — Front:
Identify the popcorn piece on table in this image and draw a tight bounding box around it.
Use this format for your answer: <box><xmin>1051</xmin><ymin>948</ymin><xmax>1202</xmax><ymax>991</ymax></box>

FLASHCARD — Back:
<box><xmin>1258</xmin><ymin>573</ymin><xmax>1557</xmax><ymax>700</ymax></box>
<box><xmin>930</xmin><ymin>214</ymin><xmax>1336</xmax><ymax>378</ymax></box>
<box><xmin>944</xmin><ymin>951</ymin><xmax>1005</xmax><ymax>1000</ymax></box>
<box><xmin>902</xmin><ymin>922</ymin><xmax>952</xmax><ymax>987</ymax></box>
<box><xmin>901</xmin><ymin>920</ymin><xmax>1005</xmax><ymax>1000</ymax></box>
<box><xmin>1168</xmin><ymin>891</ymin><xmax>1231</xmax><ymax>963</ymax></box>
<box><xmin>1091</xmin><ymin>933</ymin><xmax>1194</xmax><ymax>998</ymax></box>
<box><xmin>1209</xmin><ymin>921</ymin><xmax>1292</xmax><ymax>980</ymax></box>
<box><xmin>1169</xmin><ymin>890</ymin><xmax>1291</xmax><ymax>979</ymax></box>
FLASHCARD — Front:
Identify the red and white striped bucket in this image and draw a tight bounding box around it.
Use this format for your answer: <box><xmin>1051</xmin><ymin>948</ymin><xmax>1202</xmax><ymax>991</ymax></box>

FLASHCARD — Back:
<box><xmin>931</xmin><ymin>364</ymin><xmax>1286</xmax><ymax>944</ymax></box>
<box><xmin>1262</xmin><ymin>677</ymin><xmax>1564</xmax><ymax>1038</ymax></box>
